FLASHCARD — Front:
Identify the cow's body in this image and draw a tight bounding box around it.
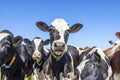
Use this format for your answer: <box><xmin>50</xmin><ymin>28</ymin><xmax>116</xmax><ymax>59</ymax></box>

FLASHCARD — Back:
<box><xmin>0</xmin><ymin>30</ymin><xmax>25</xmax><ymax>80</ymax></box>
<box><xmin>76</xmin><ymin>47</ymin><xmax>112</xmax><ymax>80</ymax></box>
<box><xmin>41</xmin><ymin>45</ymin><xmax>80</xmax><ymax>80</ymax></box>
<box><xmin>16</xmin><ymin>44</ymin><xmax>34</xmax><ymax>76</ymax></box>
<box><xmin>36</xmin><ymin>18</ymin><xmax>83</xmax><ymax>80</ymax></box>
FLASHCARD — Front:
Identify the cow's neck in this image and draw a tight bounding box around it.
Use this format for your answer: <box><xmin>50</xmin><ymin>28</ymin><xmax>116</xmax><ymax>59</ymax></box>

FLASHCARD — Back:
<box><xmin>50</xmin><ymin>51</ymin><xmax>67</xmax><ymax>77</ymax></box>
<box><xmin>5</xmin><ymin>47</ymin><xmax>17</xmax><ymax>69</ymax></box>
<box><xmin>50</xmin><ymin>50</ymin><xmax>65</xmax><ymax>61</ymax></box>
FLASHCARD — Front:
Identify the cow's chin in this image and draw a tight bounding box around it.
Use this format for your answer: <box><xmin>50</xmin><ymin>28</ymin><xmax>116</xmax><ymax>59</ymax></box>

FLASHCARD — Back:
<box><xmin>33</xmin><ymin>57</ymin><xmax>41</xmax><ymax>63</ymax></box>
<box><xmin>53</xmin><ymin>50</ymin><xmax>65</xmax><ymax>56</ymax></box>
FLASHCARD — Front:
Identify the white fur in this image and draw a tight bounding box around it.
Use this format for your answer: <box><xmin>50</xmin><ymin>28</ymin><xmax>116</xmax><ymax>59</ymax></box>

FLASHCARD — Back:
<box><xmin>109</xmin><ymin>40</ymin><xmax>120</xmax><ymax>57</ymax></box>
<box><xmin>33</xmin><ymin>68</ymin><xmax>44</xmax><ymax>80</ymax></box>
<box><xmin>51</xmin><ymin>18</ymin><xmax>69</xmax><ymax>31</ymax></box>
<box><xmin>33</xmin><ymin>38</ymin><xmax>42</xmax><ymax>53</ymax></box>
<box><xmin>0</xmin><ymin>33</ymin><xmax>10</xmax><ymax>41</ymax></box>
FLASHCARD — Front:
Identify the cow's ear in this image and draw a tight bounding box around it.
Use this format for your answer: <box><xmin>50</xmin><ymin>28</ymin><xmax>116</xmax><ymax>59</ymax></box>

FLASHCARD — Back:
<box><xmin>69</xmin><ymin>23</ymin><xmax>83</xmax><ymax>33</ymax></box>
<box><xmin>116</xmin><ymin>32</ymin><xmax>120</xmax><ymax>39</ymax></box>
<box><xmin>13</xmin><ymin>36</ymin><xmax>23</xmax><ymax>46</ymax></box>
<box><xmin>36</xmin><ymin>22</ymin><xmax>49</xmax><ymax>32</ymax></box>
<box><xmin>24</xmin><ymin>38</ymin><xmax>31</xmax><ymax>45</ymax></box>
<box><xmin>91</xmin><ymin>50</ymin><xmax>101</xmax><ymax>63</ymax></box>
<box><xmin>43</xmin><ymin>39</ymin><xmax>50</xmax><ymax>45</ymax></box>
<box><xmin>109</xmin><ymin>40</ymin><xmax>114</xmax><ymax>45</ymax></box>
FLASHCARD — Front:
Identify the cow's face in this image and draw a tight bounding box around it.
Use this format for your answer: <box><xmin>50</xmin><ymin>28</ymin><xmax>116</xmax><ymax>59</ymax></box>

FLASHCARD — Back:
<box><xmin>0</xmin><ymin>31</ymin><xmax>13</xmax><ymax>66</ymax></box>
<box><xmin>109</xmin><ymin>32</ymin><xmax>120</xmax><ymax>55</ymax></box>
<box><xmin>36</xmin><ymin>18</ymin><xmax>83</xmax><ymax>55</ymax></box>
<box><xmin>0</xmin><ymin>30</ymin><xmax>23</xmax><ymax>66</ymax></box>
<box><xmin>109</xmin><ymin>40</ymin><xmax>120</xmax><ymax>53</ymax></box>
<box><xmin>24</xmin><ymin>37</ymin><xmax>49</xmax><ymax>63</ymax></box>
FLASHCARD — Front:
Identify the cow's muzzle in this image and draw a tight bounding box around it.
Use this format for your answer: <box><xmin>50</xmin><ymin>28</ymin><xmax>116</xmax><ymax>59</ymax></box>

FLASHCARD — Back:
<box><xmin>53</xmin><ymin>42</ymin><xmax>65</xmax><ymax>52</ymax></box>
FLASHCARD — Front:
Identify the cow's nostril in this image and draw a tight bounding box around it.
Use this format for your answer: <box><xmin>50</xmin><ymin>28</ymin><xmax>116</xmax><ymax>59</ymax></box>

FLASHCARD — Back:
<box><xmin>54</xmin><ymin>43</ymin><xmax>57</xmax><ymax>47</ymax></box>
<box><xmin>62</xmin><ymin>44</ymin><xmax>65</xmax><ymax>47</ymax></box>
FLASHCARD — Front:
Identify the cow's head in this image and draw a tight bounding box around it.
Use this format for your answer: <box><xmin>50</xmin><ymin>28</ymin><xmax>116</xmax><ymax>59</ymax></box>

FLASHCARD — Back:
<box><xmin>24</xmin><ymin>37</ymin><xmax>49</xmax><ymax>63</ymax></box>
<box><xmin>0</xmin><ymin>30</ymin><xmax>23</xmax><ymax>66</ymax></box>
<box><xmin>36</xmin><ymin>18</ymin><xmax>83</xmax><ymax>56</ymax></box>
<box><xmin>108</xmin><ymin>32</ymin><xmax>120</xmax><ymax>56</ymax></box>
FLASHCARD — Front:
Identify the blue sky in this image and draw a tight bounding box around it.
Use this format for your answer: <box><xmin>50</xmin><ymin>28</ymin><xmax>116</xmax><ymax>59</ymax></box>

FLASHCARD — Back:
<box><xmin>0</xmin><ymin>0</ymin><xmax>120</xmax><ymax>49</ymax></box>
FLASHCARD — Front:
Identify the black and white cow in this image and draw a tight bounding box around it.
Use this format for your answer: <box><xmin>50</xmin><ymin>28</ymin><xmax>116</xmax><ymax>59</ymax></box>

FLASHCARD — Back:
<box><xmin>0</xmin><ymin>30</ymin><xmax>34</xmax><ymax>80</ymax></box>
<box><xmin>76</xmin><ymin>47</ymin><xmax>112</xmax><ymax>80</ymax></box>
<box><xmin>24</xmin><ymin>37</ymin><xmax>50</xmax><ymax>80</ymax></box>
<box><xmin>0</xmin><ymin>30</ymin><xmax>25</xmax><ymax>80</ymax></box>
<box><xmin>36</xmin><ymin>18</ymin><xmax>83</xmax><ymax>80</ymax></box>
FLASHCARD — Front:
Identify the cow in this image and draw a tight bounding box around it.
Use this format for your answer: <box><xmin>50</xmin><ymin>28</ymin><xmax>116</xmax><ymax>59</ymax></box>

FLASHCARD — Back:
<box><xmin>36</xmin><ymin>18</ymin><xmax>83</xmax><ymax>80</ymax></box>
<box><xmin>0</xmin><ymin>30</ymin><xmax>25</xmax><ymax>80</ymax></box>
<box><xmin>24</xmin><ymin>37</ymin><xmax>50</xmax><ymax>80</ymax></box>
<box><xmin>76</xmin><ymin>46</ymin><xmax>112</xmax><ymax>80</ymax></box>
<box><xmin>106</xmin><ymin>32</ymin><xmax>120</xmax><ymax>80</ymax></box>
<box><xmin>0</xmin><ymin>30</ymin><xmax>34</xmax><ymax>80</ymax></box>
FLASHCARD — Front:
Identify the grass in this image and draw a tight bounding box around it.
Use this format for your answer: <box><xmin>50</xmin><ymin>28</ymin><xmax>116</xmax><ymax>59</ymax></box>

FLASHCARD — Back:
<box><xmin>24</xmin><ymin>75</ymin><xmax>34</xmax><ymax>80</ymax></box>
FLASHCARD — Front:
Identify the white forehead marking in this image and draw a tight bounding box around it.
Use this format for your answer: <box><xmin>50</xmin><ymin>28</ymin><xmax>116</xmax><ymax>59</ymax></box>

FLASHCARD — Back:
<box><xmin>0</xmin><ymin>33</ymin><xmax>10</xmax><ymax>41</ymax></box>
<box><xmin>33</xmin><ymin>38</ymin><xmax>42</xmax><ymax>52</ymax></box>
<box><xmin>51</xmin><ymin>18</ymin><xmax>69</xmax><ymax>31</ymax></box>
<box><xmin>115</xmin><ymin>40</ymin><xmax>120</xmax><ymax>44</ymax></box>
<box><xmin>51</xmin><ymin>18</ymin><xmax>70</xmax><ymax>43</ymax></box>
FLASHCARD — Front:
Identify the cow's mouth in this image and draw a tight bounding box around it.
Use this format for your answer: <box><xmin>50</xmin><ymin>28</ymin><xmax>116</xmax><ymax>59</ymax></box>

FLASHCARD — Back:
<box><xmin>33</xmin><ymin>58</ymin><xmax>41</xmax><ymax>63</ymax></box>
<box><xmin>54</xmin><ymin>50</ymin><xmax>65</xmax><ymax>55</ymax></box>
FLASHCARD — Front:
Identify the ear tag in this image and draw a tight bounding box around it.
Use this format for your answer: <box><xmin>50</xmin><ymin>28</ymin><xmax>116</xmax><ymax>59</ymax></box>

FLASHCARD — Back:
<box><xmin>5</xmin><ymin>65</ymin><xmax>10</xmax><ymax>69</ymax></box>
<box><xmin>56</xmin><ymin>55</ymin><xmax>61</xmax><ymax>61</ymax></box>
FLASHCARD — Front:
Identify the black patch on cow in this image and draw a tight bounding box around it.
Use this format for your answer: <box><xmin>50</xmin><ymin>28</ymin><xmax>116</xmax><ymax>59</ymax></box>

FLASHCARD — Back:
<box><xmin>51</xmin><ymin>53</ymin><xmax>68</xmax><ymax>76</ymax></box>
<box><xmin>49</xmin><ymin>26</ymin><xmax>60</xmax><ymax>44</ymax></box>
<box><xmin>67</xmin><ymin>45</ymin><xmax>81</xmax><ymax>68</ymax></box>
<box><xmin>80</xmin><ymin>60</ymin><xmax>104</xmax><ymax>80</ymax></box>
<box><xmin>64</xmin><ymin>30</ymin><xmax>69</xmax><ymax>43</ymax></box>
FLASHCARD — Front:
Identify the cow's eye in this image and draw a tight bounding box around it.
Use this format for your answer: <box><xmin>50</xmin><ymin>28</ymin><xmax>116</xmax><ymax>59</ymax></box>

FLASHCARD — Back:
<box><xmin>65</xmin><ymin>30</ymin><xmax>69</xmax><ymax>34</ymax></box>
<box><xmin>50</xmin><ymin>29</ymin><xmax>55</xmax><ymax>33</ymax></box>
<box><xmin>66</xmin><ymin>29</ymin><xmax>71</xmax><ymax>34</ymax></box>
